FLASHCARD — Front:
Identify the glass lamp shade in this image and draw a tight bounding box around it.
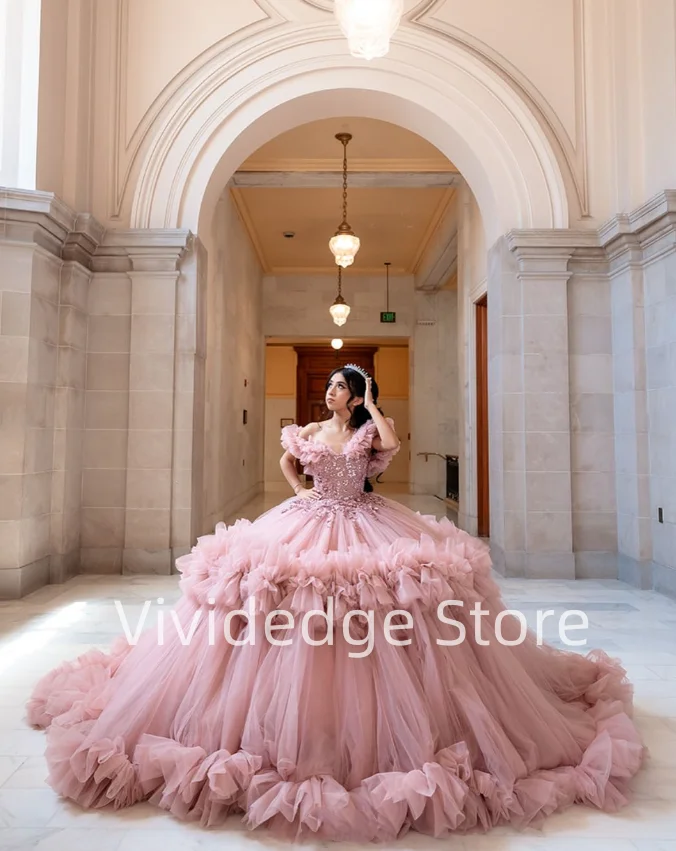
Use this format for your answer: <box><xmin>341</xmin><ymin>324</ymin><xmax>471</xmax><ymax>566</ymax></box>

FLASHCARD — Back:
<box><xmin>329</xmin><ymin>230</ymin><xmax>361</xmax><ymax>268</ymax></box>
<box><xmin>334</xmin><ymin>0</ymin><xmax>404</xmax><ymax>61</ymax></box>
<box><xmin>329</xmin><ymin>296</ymin><xmax>351</xmax><ymax>327</ymax></box>
<box><xmin>331</xmin><ymin>338</ymin><xmax>344</xmax><ymax>350</ymax></box>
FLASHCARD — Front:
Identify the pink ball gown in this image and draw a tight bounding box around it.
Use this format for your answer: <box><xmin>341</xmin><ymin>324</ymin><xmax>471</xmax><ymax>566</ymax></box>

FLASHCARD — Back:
<box><xmin>27</xmin><ymin>420</ymin><xmax>644</xmax><ymax>841</ymax></box>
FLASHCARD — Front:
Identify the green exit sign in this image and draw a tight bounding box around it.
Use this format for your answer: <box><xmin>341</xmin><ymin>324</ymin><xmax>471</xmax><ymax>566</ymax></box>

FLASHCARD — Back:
<box><xmin>380</xmin><ymin>311</ymin><xmax>396</xmax><ymax>323</ymax></box>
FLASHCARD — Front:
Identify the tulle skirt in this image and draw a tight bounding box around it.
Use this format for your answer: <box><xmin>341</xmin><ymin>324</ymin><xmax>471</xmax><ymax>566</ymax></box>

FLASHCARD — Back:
<box><xmin>27</xmin><ymin>494</ymin><xmax>645</xmax><ymax>841</ymax></box>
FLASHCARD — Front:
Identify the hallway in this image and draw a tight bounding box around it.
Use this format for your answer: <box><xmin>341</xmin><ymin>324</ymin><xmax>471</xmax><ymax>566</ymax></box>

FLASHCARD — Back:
<box><xmin>2</xmin><ymin>0</ymin><xmax>676</xmax><ymax>842</ymax></box>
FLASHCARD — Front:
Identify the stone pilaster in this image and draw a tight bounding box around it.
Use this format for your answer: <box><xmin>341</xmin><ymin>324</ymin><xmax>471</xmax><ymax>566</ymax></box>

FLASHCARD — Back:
<box><xmin>89</xmin><ymin>230</ymin><xmax>199</xmax><ymax>575</ymax></box>
<box><xmin>488</xmin><ymin>233</ymin><xmax>584</xmax><ymax>578</ymax></box>
<box><xmin>600</xmin><ymin>191</ymin><xmax>676</xmax><ymax>595</ymax></box>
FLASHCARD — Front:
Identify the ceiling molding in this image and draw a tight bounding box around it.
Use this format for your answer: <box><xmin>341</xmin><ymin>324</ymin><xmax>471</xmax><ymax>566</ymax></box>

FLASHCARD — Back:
<box><xmin>239</xmin><ymin>157</ymin><xmax>458</xmax><ymax>173</ymax></box>
<box><xmin>267</xmin><ymin>265</ymin><xmax>410</xmax><ymax>276</ymax></box>
<box><xmin>230</xmin><ymin>171</ymin><xmax>461</xmax><ymax>188</ymax></box>
<box><xmin>297</xmin><ymin>0</ymin><xmax>436</xmax><ymax>19</ymax></box>
<box><xmin>229</xmin><ymin>187</ymin><xmax>272</xmax><ymax>273</ymax></box>
<box><xmin>409</xmin><ymin>187</ymin><xmax>456</xmax><ymax>274</ymax></box>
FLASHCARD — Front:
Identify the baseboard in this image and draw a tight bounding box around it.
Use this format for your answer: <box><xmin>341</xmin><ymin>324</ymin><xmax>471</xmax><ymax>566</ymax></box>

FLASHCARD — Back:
<box><xmin>204</xmin><ymin>481</ymin><xmax>264</xmax><ymax>531</ymax></box>
<box><xmin>617</xmin><ymin>554</ymin><xmax>653</xmax><ymax>589</ymax></box>
<box><xmin>652</xmin><ymin>561</ymin><xmax>676</xmax><ymax>599</ymax></box>
<box><xmin>0</xmin><ymin>557</ymin><xmax>50</xmax><ymax>600</ymax></box>
<box><xmin>574</xmin><ymin>552</ymin><xmax>619</xmax><ymax>580</ymax></box>
<box><xmin>50</xmin><ymin>550</ymin><xmax>80</xmax><ymax>584</ymax></box>
<box><xmin>486</xmin><ymin>547</ymin><xmax>676</xmax><ymax>590</ymax></box>
<box><xmin>80</xmin><ymin>547</ymin><xmax>124</xmax><ymax>574</ymax></box>
<box><xmin>122</xmin><ymin>548</ymin><xmax>173</xmax><ymax>576</ymax></box>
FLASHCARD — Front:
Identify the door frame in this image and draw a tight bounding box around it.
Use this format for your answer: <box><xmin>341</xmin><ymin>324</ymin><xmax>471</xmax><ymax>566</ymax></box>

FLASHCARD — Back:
<box><xmin>475</xmin><ymin>294</ymin><xmax>489</xmax><ymax>537</ymax></box>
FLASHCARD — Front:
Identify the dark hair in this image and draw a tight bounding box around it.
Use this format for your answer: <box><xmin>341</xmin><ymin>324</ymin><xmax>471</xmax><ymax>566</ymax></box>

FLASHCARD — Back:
<box><xmin>324</xmin><ymin>367</ymin><xmax>384</xmax><ymax>492</ymax></box>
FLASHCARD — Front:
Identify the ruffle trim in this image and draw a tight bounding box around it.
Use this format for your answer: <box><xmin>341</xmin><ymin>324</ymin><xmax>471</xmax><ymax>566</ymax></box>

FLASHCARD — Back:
<box><xmin>280</xmin><ymin>420</ymin><xmax>399</xmax><ymax>477</ymax></box>
<box><xmin>174</xmin><ymin>516</ymin><xmax>495</xmax><ymax>611</ymax></box>
<box><xmin>26</xmin><ymin>636</ymin><xmax>132</xmax><ymax>729</ymax></box>
<box><xmin>35</xmin><ymin>696</ymin><xmax>644</xmax><ymax>840</ymax></box>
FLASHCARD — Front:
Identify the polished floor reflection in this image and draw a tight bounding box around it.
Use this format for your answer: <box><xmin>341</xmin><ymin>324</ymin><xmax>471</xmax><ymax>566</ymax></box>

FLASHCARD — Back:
<box><xmin>0</xmin><ymin>487</ymin><xmax>674</xmax><ymax>850</ymax></box>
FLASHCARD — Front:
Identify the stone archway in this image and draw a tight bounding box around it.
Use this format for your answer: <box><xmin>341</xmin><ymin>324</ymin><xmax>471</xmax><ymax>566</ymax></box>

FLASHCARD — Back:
<box><xmin>121</xmin><ymin>25</ymin><xmax>584</xmax><ymax>582</ymax></box>
<box><xmin>129</xmin><ymin>28</ymin><xmax>576</xmax><ymax>241</ymax></box>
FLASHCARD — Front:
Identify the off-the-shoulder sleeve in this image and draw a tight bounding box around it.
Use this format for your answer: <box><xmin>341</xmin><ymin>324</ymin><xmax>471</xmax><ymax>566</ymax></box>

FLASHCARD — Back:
<box><xmin>280</xmin><ymin>424</ymin><xmax>303</xmax><ymax>459</ymax></box>
<box><xmin>280</xmin><ymin>424</ymin><xmax>326</xmax><ymax>467</ymax></box>
<box><xmin>366</xmin><ymin>417</ymin><xmax>401</xmax><ymax>477</ymax></box>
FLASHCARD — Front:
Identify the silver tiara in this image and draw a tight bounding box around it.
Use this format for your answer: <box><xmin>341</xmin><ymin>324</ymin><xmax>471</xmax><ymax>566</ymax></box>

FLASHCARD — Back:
<box><xmin>343</xmin><ymin>363</ymin><xmax>371</xmax><ymax>380</ymax></box>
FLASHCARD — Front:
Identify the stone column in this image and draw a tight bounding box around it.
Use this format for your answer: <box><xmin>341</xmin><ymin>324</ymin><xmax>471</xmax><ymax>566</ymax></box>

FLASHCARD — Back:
<box><xmin>488</xmin><ymin>233</ymin><xmax>580</xmax><ymax>579</ymax></box>
<box><xmin>51</xmin><ymin>260</ymin><xmax>91</xmax><ymax>583</ymax></box>
<box><xmin>0</xmin><ymin>190</ymin><xmax>101</xmax><ymax>597</ymax></box>
<box><xmin>171</xmin><ymin>237</ymin><xmax>206</xmax><ymax>562</ymax></box>
<box><xmin>606</xmin><ymin>235</ymin><xmax>652</xmax><ymax>585</ymax></box>
<box><xmin>90</xmin><ymin>231</ymin><xmax>199</xmax><ymax>575</ymax></box>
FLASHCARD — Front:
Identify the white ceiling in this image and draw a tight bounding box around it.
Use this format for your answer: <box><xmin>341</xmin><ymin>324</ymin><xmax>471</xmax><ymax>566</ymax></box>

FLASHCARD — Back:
<box><xmin>230</xmin><ymin>117</ymin><xmax>458</xmax><ymax>274</ymax></box>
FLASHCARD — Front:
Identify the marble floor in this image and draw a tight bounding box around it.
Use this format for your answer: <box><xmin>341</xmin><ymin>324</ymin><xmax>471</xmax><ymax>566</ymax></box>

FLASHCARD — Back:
<box><xmin>0</xmin><ymin>487</ymin><xmax>675</xmax><ymax>850</ymax></box>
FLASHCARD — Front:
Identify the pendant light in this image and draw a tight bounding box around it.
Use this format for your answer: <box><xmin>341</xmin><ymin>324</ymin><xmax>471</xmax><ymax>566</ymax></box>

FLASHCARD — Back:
<box><xmin>334</xmin><ymin>0</ymin><xmax>404</xmax><ymax>61</ymax></box>
<box><xmin>329</xmin><ymin>266</ymin><xmax>351</xmax><ymax>326</ymax></box>
<box><xmin>329</xmin><ymin>133</ymin><xmax>360</xmax><ymax>268</ymax></box>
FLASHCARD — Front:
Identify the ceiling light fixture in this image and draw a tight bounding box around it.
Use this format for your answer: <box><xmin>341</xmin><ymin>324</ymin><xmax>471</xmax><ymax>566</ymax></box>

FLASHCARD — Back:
<box><xmin>331</xmin><ymin>338</ymin><xmax>344</xmax><ymax>350</ymax></box>
<box><xmin>328</xmin><ymin>133</ymin><xmax>360</xmax><ymax>268</ymax></box>
<box><xmin>334</xmin><ymin>0</ymin><xmax>404</xmax><ymax>61</ymax></box>
<box><xmin>329</xmin><ymin>266</ymin><xmax>351</xmax><ymax>327</ymax></box>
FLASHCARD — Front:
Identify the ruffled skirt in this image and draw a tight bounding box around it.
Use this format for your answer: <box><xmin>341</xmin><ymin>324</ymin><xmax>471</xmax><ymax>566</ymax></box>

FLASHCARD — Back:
<box><xmin>26</xmin><ymin>494</ymin><xmax>645</xmax><ymax>841</ymax></box>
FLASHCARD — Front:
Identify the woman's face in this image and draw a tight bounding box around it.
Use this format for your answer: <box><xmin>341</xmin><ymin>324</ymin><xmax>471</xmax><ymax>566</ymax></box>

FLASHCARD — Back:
<box><xmin>325</xmin><ymin>372</ymin><xmax>361</xmax><ymax>413</ymax></box>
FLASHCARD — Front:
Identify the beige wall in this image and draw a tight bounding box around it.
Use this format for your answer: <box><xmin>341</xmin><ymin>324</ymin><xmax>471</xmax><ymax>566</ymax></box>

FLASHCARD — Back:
<box><xmin>264</xmin><ymin>346</ymin><xmax>296</xmax><ymax>484</ymax></box>
<box><xmin>373</xmin><ymin>347</ymin><xmax>410</xmax><ymax>484</ymax></box>
<box><xmin>263</xmin><ymin>274</ymin><xmax>415</xmax><ymax>338</ymax></box>
<box><xmin>410</xmin><ymin>289</ymin><xmax>459</xmax><ymax>497</ymax></box>
<box><xmin>36</xmin><ymin>0</ymin><xmax>93</xmax><ymax>210</ymax></box>
<box><xmin>201</xmin><ymin>191</ymin><xmax>265</xmax><ymax>530</ymax></box>
<box><xmin>21</xmin><ymin>0</ymin><xmax>676</xmax><ymax>230</ymax></box>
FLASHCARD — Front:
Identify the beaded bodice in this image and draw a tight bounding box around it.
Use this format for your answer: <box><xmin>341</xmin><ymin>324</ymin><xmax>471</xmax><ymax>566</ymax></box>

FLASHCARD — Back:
<box><xmin>304</xmin><ymin>437</ymin><xmax>371</xmax><ymax>499</ymax></box>
<box><xmin>281</xmin><ymin>420</ymin><xmax>399</xmax><ymax>500</ymax></box>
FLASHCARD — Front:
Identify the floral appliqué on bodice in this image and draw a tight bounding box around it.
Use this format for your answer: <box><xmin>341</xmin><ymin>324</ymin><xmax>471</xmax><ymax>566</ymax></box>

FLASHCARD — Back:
<box><xmin>280</xmin><ymin>419</ymin><xmax>400</xmax><ymax>523</ymax></box>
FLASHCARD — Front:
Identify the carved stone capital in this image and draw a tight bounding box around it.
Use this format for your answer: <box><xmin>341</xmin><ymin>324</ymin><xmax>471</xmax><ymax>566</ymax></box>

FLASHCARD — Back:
<box><xmin>94</xmin><ymin>229</ymin><xmax>193</xmax><ymax>273</ymax></box>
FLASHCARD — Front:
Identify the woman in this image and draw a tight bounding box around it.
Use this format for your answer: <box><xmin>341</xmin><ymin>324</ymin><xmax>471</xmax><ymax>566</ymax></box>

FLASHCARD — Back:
<box><xmin>27</xmin><ymin>364</ymin><xmax>644</xmax><ymax>841</ymax></box>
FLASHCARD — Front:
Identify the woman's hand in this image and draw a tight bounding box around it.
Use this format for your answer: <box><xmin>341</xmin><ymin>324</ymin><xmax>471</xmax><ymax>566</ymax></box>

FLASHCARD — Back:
<box><xmin>296</xmin><ymin>487</ymin><xmax>320</xmax><ymax>501</ymax></box>
<box><xmin>364</xmin><ymin>377</ymin><xmax>376</xmax><ymax>412</ymax></box>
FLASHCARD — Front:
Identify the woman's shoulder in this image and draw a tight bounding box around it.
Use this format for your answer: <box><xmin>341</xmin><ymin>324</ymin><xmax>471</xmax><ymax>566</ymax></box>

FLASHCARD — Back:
<box><xmin>280</xmin><ymin>422</ymin><xmax>321</xmax><ymax>447</ymax></box>
<box><xmin>298</xmin><ymin>422</ymin><xmax>321</xmax><ymax>439</ymax></box>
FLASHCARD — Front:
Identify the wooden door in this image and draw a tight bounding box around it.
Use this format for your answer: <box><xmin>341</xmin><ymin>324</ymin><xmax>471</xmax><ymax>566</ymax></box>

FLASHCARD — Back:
<box><xmin>295</xmin><ymin>346</ymin><xmax>377</xmax><ymax>429</ymax></box>
<box><xmin>476</xmin><ymin>295</ymin><xmax>490</xmax><ymax>537</ymax></box>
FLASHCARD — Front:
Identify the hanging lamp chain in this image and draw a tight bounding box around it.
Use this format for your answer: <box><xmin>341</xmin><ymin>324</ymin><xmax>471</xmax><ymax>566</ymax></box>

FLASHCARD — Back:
<box><xmin>334</xmin><ymin>132</ymin><xmax>353</xmax><ymax>233</ymax></box>
<box><xmin>342</xmin><ymin>138</ymin><xmax>348</xmax><ymax>225</ymax></box>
